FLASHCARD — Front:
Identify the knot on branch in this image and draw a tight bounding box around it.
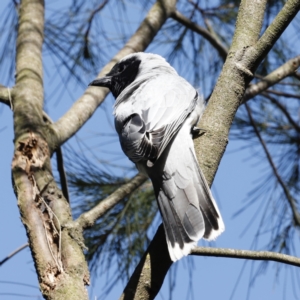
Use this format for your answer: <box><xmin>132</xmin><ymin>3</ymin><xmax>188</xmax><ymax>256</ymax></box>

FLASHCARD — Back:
<box><xmin>12</xmin><ymin>131</ymin><xmax>49</xmax><ymax>174</ymax></box>
<box><xmin>235</xmin><ymin>62</ymin><xmax>253</xmax><ymax>77</ymax></box>
<box><xmin>63</xmin><ymin>221</ymin><xmax>88</xmax><ymax>251</ymax></box>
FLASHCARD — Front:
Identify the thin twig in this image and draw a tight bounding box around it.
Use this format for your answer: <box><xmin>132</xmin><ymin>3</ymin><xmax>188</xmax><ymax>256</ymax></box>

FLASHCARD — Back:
<box><xmin>84</xmin><ymin>0</ymin><xmax>108</xmax><ymax>48</ymax></box>
<box><xmin>55</xmin><ymin>147</ymin><xmax>70</xmax><ymax>203</ymax></box>
<box><xmin>262</xmin><ymin>92</ymin><xmax>300</xmax><ymax>132</ymax></box>
<box><xmin>245</xmin><ymin>103</ymin><xmax>300</xmax><ymax>225</ymax></box>
<box><xmin>266</xmin><ymin>89</ymin><xmax>300</xmax><ymax>99</ymax></box>
<box><xmin>171</xmin><ymin>10</ymin><xmax>228</xmax><ymax>61</ymax></box>
<box><xmin>0</xmin><ymin>243</ymin><xmax>29</xmax><ymax>266</ymax></box>
<box><xmin>42</xmin><ymin>112</ymin><xmax>70</xmax><ymax>203</ymax></box>
<box><xmin>192</xmin><ymin>247</ymin><xmax>300</xmax><ymax>268</ymax></box>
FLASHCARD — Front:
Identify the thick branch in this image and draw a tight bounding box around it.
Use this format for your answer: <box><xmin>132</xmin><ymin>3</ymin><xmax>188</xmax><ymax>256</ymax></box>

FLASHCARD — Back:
<box><xmin>171</xmin><ymin>10</ymin><xmax>228</xmax><ymax>61</ymax></box>
<box><xmin>194</xmin><ymin>0</ymin><xmax>267</xmax><ymax>186</ymax></box>
<box><xmin>243</xmin><ymin>55</ymin><xmax>300</xmax><ymax>102</ymax></box>
<box><xmin>250</xmin><ymin>0</ymin><xmax>300</xmax><ymax>69</ymax></box>
<box><xmin>13</xmin><ymin>2</ymin><xmax>90</xmax><ymax>299</ymax></box>
<box><xmin>245</xmin><ymin>103</ymin><xmax>300</xmax><ymax>225</ymax></box>
<box><xmin>192</xmin><ymin>247</ymin><xmax>300</xmax><ymax>268</ymax></box>
<box><xmin>52</xmin><ymin>0</ymin><xmax>177</xmax><ymax>149</ymax></box>
<box><xmin>230</xmin><ymin>0</ymin><xmax>267</xmax><ymax>52</ymax></box>
<box><xmin>120</xmin><ymin>225</ymin><xmax>172</xmax><ymax>300</ymax></box>
<box><xmin>76</xmin><ymin>173</ymin><xmax>147</xmax><ymax>229</ymax></box>
<box><xmin>14</xmin><ymin>0</ymin><xmax>45</xmax><ymax>141</ymax></box>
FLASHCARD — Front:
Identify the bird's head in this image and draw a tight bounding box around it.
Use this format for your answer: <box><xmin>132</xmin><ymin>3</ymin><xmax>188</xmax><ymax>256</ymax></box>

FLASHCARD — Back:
<box><xmin>89</xmin><ymin>52</ymin><xmax>176</xmax><ymax>98</ymax></box>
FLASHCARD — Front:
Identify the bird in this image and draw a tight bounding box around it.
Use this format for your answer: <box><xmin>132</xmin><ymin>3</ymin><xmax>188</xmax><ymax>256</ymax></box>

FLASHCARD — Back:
<box><xmin>89</xmin><ymin>52</ymin><xmax>224</xmax><ymax>261</ymax></box>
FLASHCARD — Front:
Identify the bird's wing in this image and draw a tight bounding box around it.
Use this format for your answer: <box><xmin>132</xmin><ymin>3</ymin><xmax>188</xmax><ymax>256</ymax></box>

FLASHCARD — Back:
<box><xmin>119</xmin><ymin>75</ymin><xmax>199</xmax><ymax>166</ymax></box>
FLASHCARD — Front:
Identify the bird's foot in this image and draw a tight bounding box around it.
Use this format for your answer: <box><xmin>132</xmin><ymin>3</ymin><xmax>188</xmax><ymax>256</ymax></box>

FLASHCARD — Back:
<box><xmin>192</xmin><ymin>126</ymin><xmax>206</xmax><ymax>138</ymax></box>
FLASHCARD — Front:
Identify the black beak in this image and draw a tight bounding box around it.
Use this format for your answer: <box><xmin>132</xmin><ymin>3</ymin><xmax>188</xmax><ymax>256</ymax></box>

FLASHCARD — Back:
<box><xmin>89</xmin><ymin>76</ymin><xmax>112</xmax><ymax>88</ymax></box>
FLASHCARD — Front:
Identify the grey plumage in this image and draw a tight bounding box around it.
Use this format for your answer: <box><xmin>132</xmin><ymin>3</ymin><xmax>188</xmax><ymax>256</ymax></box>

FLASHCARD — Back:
<box><xmin>89</xmin><ymin>52</ymin><xmax>224</xmax><ymax>261</ymax></box>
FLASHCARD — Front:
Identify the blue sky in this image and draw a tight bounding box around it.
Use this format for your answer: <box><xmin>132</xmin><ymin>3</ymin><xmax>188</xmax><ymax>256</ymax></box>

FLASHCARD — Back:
<box><xmin>0</xmin><ymin>1</ymin><xmax>299</xmax><ymax>299</ymax></box>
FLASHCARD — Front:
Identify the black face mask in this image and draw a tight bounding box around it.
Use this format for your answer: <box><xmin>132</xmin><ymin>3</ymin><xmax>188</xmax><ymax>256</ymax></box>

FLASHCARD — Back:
<box><xmin>89</xmin><ymin>56</ymin><xmax>141</xmax><ymax>98</ymax></box>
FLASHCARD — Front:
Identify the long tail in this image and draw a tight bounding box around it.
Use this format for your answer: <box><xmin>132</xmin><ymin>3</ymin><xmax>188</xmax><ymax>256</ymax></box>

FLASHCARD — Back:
<box><xmin>149</xmin><ymin>131</ymin><xmax>224</xmax><ymax>261</ymax></box>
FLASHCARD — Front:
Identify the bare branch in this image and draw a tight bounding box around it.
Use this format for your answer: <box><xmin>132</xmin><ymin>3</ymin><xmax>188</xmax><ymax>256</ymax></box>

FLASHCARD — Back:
<box><xmin>52</xmin><ymin>0</ymin><xmax>177</xmax><ymax>149</ymax></box>
<box><xmin>0</xmin><ymin>243</ymin><xmax>29</xmax><ymax>266</ymax></box>
<box><xmin>76</xmin><ymin>173</ymin><xmax>147</xmax><ymax>229</ymax></box>
<box><xmin>192</xmin><ymin>247</ymin><xmax>300</xmax><ymax>268</ymax></box>
<box><xmin>245</xmin><ymin>103</ymin><xmax>300</xmax><ymax>225</ymax></box>
<box><xmin>243</xmin><ymin>55</ymin><xmax>300</xmax><ymax>102</ymax></box>
<box><xmin>171</xmin><ymin>10</ymin><xmax>228</xmax><ymax>61</ymax></box>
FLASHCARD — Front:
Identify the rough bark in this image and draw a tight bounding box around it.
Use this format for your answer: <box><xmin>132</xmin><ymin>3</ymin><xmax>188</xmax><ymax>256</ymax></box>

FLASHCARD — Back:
<box><xmin>12</xmin><ymin>1</ymin><xmax>89</xmax><ymax>299</ymax></box>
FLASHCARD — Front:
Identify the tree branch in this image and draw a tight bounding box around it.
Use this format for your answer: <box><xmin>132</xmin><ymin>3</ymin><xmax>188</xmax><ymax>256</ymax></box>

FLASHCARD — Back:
<box><xmin>192</xmin><ymin>247</ymin><xmax>300</xmax><ymax>268</ymax></box>
<box><xmin>0</xmin><ymin>85</ymin><xmax>12</xmax><ymax>108</ymax></box>
<box><xmin>243</xmin><ymin>55</ymin><xmax>300</xmax><ymax>102</ymax></box>
<box><xmin>13</xmin><ymin>2</ymin><xmax>90</xmax><ymax>298</ymax></box>
<box><xmin>262</xmin><ymin>92</ymin><xmax>300</xmax><ymax>132</ymax></box>
<box><xmin>0</xmin><ymin>243</ymin><xmax>29</xmax><ymax>266</ymax></box>
<box><xmin>194</xmin><ymin>0</ymin><xmax>268</xmax><ymax>186</ymax></box>
<box><xmin>120</xmin><ymin>225</ymin><xmax>172</xmax><ymax>300</ymax></box>
<box><xmin>250</xmin><ymin>0</ymin><xmax>300</xmax><ymax>70</ymax></box>
<box><xmin>51</xmin><ymin>0</ymin><xmax>177</xmax><ymax>149</ymax></box>
<box><xmin>75</xmin><ymin>173</ymin><xmax>147</xmax><ymax>230</ymax></box>
<box><xmin>14</xmin><ymin>0</ymin><xmax>45</xmax><ymax>141</ymax></box>
<box><xmin>245</xmin><ymin>103</ymin><xmax>300</xmax><ymax>226</ymax></box>
<box><xmin>83</xmin><ymin>0</ymin><xmax>109</xmax><ymax>52</ymax></box>
<box><xmin>170</xmin><ymin>10</ymin><xmax>228</xmax><ymax>61</ymax></box>
<box><xmin>265</xmin><ymin>89</ymin><xmax>300</xmax><ymax>99</ymax></box>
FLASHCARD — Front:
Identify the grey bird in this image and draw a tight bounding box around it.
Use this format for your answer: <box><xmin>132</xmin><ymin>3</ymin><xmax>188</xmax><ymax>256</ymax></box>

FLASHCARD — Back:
<box><xmin>89</xmin><ymin>52</ymin><xmax>224</xmax><ymax>261</ymax></box>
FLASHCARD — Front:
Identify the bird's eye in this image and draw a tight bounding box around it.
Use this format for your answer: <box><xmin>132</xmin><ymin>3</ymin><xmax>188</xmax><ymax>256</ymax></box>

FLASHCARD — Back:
<box><xmin>118</xmin><ymin>65</ymin><xmax>126</xmax><ymax>73</ymax></box>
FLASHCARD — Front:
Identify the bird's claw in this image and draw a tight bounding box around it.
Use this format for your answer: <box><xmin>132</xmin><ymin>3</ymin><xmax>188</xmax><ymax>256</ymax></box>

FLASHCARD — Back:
<box><xmin>192</xmin><ymin>126</ymin><xmax>206</xmax><ymax>138</ymax></box>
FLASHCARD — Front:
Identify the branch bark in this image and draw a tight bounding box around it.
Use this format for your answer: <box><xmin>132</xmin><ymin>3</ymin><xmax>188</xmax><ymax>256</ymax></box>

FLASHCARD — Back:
<box><xmin>120</xmin><ymin>225</ymin><xmax>172</xmax><ymax>300</ymax></box>
<box><xmin>0</xmin><ymin>85</ymin><xmax>12</xmax><ymax>108</ymax></box>
<box><xmin>51</xmin><ymin>0</ymin><xmax>177</xmax><ymax>149</ymax></box>
<box><xmin>12</xmin><ymin>1</ymin><xmax>89</xmax><ymax>299</ymax></box>
<box><xmin>249</xmin><ymin>0</ymin><xmax>300</xmax><ymax>70</ymax></box>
